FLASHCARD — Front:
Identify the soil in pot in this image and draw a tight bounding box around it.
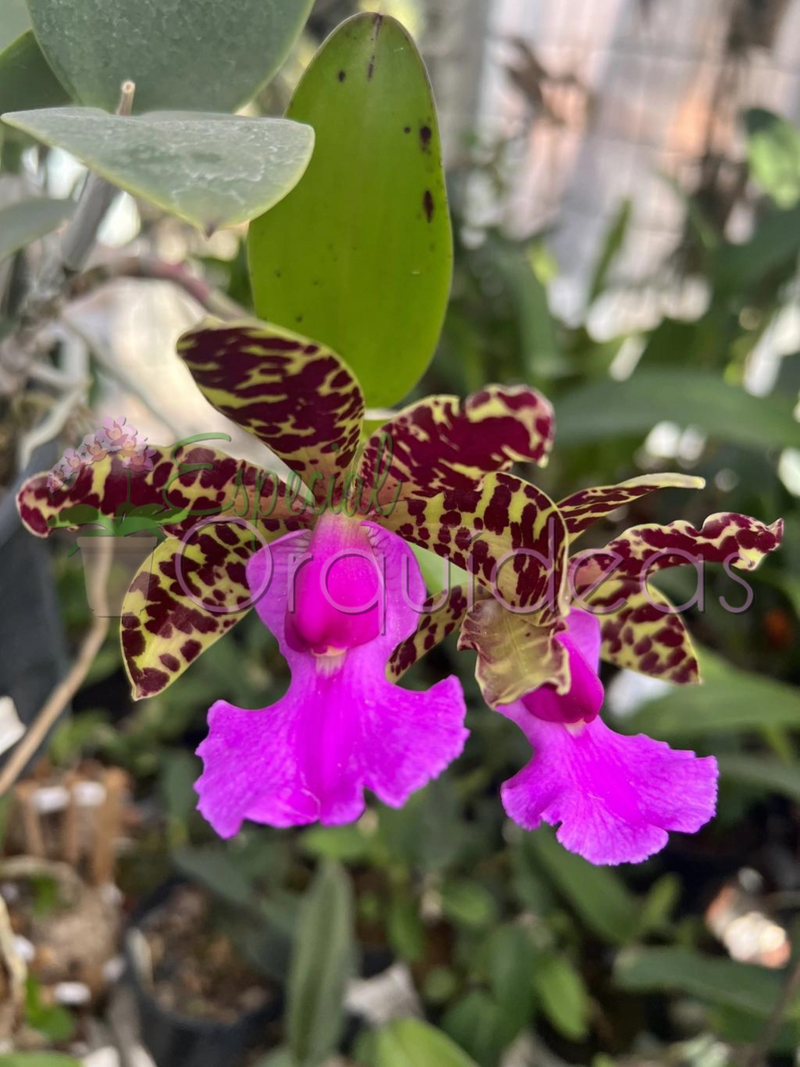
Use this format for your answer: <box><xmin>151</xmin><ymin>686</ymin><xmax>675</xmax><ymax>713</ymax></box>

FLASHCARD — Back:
<box><xmin>136</xmin><ymin>884</ymin><xmax>275</xmax><ymax>1024</ymax></box>
<box><xmin>128</xmin><ymin>882</ymin><xmax>282</xmax><ymax>1067</ymax></box>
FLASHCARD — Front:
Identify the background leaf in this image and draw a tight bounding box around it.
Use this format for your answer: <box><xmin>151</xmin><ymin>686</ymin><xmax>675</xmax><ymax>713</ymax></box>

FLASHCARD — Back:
<box><xmin>0</xmin><ymin>198</ymin><xmax>74</xmax><ymax>262</ymax></box>
<box><xmin>25</xmin><ymin>0</ymin><xmax>315</xmax><ymax>113</ymax></box>
<box><xmin>287</xmin><ymin>860</ymin><xmax>354</xmax><ymax>1067</ymax></box>
<box><xmin>718</xmin><ymin>754</ymin><xmax>800</xmax><ymax>802</ymax></box>
<box><xmin>534</xmin><ymin>953</ymin><xmax>590</xmax><ymax>1041</ymax></box>
<box><xmin>0</xmin><ymin>0</ymin><xmax>29</xmax><ymax>50</ymax></box>
<box><xmin>249</xmin><ymin>13</ymin><xmax>453</xmax><ymax>407</ymax></box>
<box><xmin>2</xmin><ymin>109</ymin><xmax>315</xmax><ymax>231</ymax></box>
<box><xmin>0</xmin><ymin>1056</ymin><xmax>82</xmax><ymax>1067</ymax></box>
<box><xmin>0</xmin><ymin>30</ymin><xmax>70</xmax><ymax>117</ymax></box>
<box><xmin>556</xmin><ymin>368</ymin><xmax>800</xmax><ymax>450</ymax></box>
<box><xmin>172</xmin><ymin>846</ymin><xmax>256</xmax><ymax>910</ymax></box>
<box><xmin>746</xmin><ymin>107</ymin><xmax>800</xmax><ymax>209</ymax></box>
<box><xmin>524</xmin><ymin>830</ymin><xmax>639</xmax><ymax>944</ymax></box>
<box><xmin>614</xmin><ymin>946</ymin><xmax>790</xmax><ymax>1018</ymax></box>
<box><xmin>358</xmin><ymin>1018</ymin><xmax>479</xmax><ymax>1067</ymax></box>
<box><xmin>624</xmin><ymin>659</ymin><xmax>800</xmax><ymax>739</ymax></box>
<box><xmin>485</xmin><ymin>924</ymin><xmax>537</xmax><ymax>1038</ymax></box>
<box><xmin>587</xmin><ymin>198</ymin><xmax>632</xmax><ymax>306</ymax></box>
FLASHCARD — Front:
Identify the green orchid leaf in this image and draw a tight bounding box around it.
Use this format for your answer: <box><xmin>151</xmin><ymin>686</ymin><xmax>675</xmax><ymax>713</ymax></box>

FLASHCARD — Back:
<box><xmin>718</xmin><ymin>754</ymin><xmax>800</xmax><ymax>803</ymax></box>
<box><xmin>0</xmin><ymin>197</ymin><xmax>74</xmax><ymax>263</ymax></box>
<box><xmin>288</xmin><ymin>860</ymin><xmax>354</xmax><ymax>1067</ymax></box>
<box><xmin>0</xmin><ymin>30</ymin><xmax>70</xmax><ymax>118</ymax></box>
<box><xmin>249</xmin><ymin>13</ymin><xmax>453</xmax><ymax>407</ymax></box>
<box><xmin>534</xmin><ymin>953</ymin><xmax>590</xmax><ymax>1041</ymax></box>
<box><xmin>556</xmin><ymin>368</ymin><xmax>800</xmax><ymax>451</ymax></box>
<box><xmin>2</xmin><ymin>108</ymin><xmax>315</xmax><ymax>231</ymax></box>
<box><xmin>357</xmin><ymin>1018</ymin><xmax>479</xmax><ymax>1067</ymax></box>
<box><xmin>614</xmin><ymin>946</ymin><xmax>789</xmax><ymax>1018</ymax></box>
<box><xmin>626</xmin><ymin>667</ymin><xmax>800</xmax><ymax>738</ymax></box>
<box><xmin>25</xmin><ymin>0</ymin><xmax>315</xmax><ymax>113</ymax></box>
<box><xmin>587</xmin><ymin>197</ymin><xmax>632</xmax><ymax>305</ymax></box>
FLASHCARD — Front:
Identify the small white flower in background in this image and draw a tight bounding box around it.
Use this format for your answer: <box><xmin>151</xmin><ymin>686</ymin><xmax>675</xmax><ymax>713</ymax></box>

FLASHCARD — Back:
<box><xmin>0</xmin><ymin>696</ymin><xmax>24</xmax><ymax>758</ymax></box>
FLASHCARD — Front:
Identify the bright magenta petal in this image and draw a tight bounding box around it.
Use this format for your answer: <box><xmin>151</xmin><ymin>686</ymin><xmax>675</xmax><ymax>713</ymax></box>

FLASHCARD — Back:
<box><xmin>195</xmin><ymin>516</ymin><xmax>468</xmax><ymax>834</ymax></box>
<box><xmin>500</xmin><ymin>707</ymin><xmax>718</xmax><ymax>865</ymax></box>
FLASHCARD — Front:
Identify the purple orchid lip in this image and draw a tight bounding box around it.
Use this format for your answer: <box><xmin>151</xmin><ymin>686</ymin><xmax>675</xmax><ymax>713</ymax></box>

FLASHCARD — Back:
<box><xmin>500</xmin><ymin>610</ymin><xmax>718</xmax><ymax>866</ymax></box>
<box><xmin>194</xmin><ymin>513</ymin><xmax>468</xmax><ymax>834</ymax></box>
<box><xmin>521</xmin><ymin>609</ymin><xmax>604</xmax><ymax>725</ymax></box>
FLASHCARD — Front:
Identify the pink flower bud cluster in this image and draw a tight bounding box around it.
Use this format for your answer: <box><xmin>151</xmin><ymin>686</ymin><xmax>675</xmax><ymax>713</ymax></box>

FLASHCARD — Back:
<box><xmin>47</xmin><ymin>417</ymin><xmax>157</xmax><ymax>492</ymax></box>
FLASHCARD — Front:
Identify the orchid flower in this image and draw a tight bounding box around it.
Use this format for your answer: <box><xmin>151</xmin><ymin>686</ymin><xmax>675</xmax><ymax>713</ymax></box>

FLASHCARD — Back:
<box><xmin>81</xmin><ymin>433</ymin><xmax>110</xmax><ymax>463</ymax></box>
<box><xmin>62</xmin><ymin>448</ymin><xmax>85</xmax><ymax>475</ymax></box>
<box><xmin>18</xmin><ymin>319</ymin><xmax>784</xmax><ymax>854</ymax></box>
<box><xmin>17</xmin><ymin>320</ymin><xmax>557</xmax><ymax>831</ymax></box>
<box><xmin>391</xmin><ymin>474</ymin><xmax>783</xmax><ymax>864</ymax></box>
<box><xmin>46</xmin><ymin>459</ymin><xmax>70</xmax><ymax>493</ymax></box>
<box><xmin>99</xmin><ymin>416</ymin><xmax>138</xmax><ymax>451</ymax></box>
<box><xmin>497</xmin><ymin>607</ymin><xmax>718</xmax><ymax>865</ymax></box>
<box><xmin>121</xmin><ymin>444</ymin><xmax>157</xmax><ymax>473</ymax></box>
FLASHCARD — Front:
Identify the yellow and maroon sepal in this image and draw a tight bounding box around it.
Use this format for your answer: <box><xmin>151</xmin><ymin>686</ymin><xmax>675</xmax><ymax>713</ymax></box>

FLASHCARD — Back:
<box><xmin>17</xmin><ymin>444</ymin><xmax>253</xmax><ymax>539</ymax></box>
<box><xmin>558</xmin><ymin>473</ymin><xmax>705</xmax><ymax>539</ymax></box>
<box><xmin>572</xmin><ymin>512</ymin><xmax>785</xmax><ymax>595</ymax></box>
<box><xmin>360</xmin><ymin>385</ymin><xmax>554</xmax><ymax>510</ymax></box>
<box><xmin>177</xmin><ymin>319</ymin><xmax>365</xmax><ymax>506</ymax></box>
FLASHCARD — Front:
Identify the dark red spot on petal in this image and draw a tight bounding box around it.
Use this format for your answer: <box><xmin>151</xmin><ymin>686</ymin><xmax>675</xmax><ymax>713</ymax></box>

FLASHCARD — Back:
<box><xmin>181</xmin><ymin>639</ymin><xmax>202</xmax><ymax>663</ymax></box>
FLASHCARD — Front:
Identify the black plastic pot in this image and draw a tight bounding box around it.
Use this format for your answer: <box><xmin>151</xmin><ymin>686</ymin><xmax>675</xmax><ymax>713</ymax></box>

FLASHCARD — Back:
<box><xmin>0</xmin><ymin>443</ymin><xmax>70</xmax><ymax>771</ymax></box>
<box><xmin>124</xmin><ymin>879</ymin><xmax>283</xmax><ymax>1067</ymax></box>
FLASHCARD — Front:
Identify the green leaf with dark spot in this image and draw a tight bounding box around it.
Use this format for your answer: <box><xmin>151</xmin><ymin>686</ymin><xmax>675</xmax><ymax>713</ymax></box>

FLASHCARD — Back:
<box><xmin>249</xmin><ymin>13</ymin><xmax>453</xmax><ymax>407</ymax></box>
<box><xmin>0</xmin><ymin>31</ymin><xmax>70</xmax><ymax>118</ymax></box>
<box><xmin>0</xmin><ymin>197</ymin><xmax>74</xmax><ymax>262</ymax></box>
<box><xmin>25</xmin><ymin>0</ymin><xmax>315</xmax><ymax>113</ymax></box>
<box><xmin>2</xmin><ymin>109</ymin><xmax>315</xmax><ymax>231</ymax></box>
